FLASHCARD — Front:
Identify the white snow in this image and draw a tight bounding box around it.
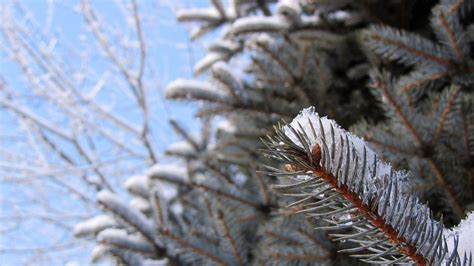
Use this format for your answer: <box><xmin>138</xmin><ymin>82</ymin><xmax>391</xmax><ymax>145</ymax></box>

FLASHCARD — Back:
<box><xmin>208</xmin><ymin>40</ymin><xmax>241</xmax><ymax>54</ymax></box>
<box><xmin>97</xmin><ymin>228</ymin><xmax>155</xmax><ymax>253</ymax></box>
<box><xmin>283</xmin><ymin>107</ymin><xmax>397</xmax><ymax>184</ymax></box>
<box><xmin>130</xmin><ymin>197</ymin><xmax>151</xmax><ymax>213</ymax></box>
<box><xmin>142</xmin><ymin>259</ymin><xmax>169</xmax><ymax>266</ymax></box>
<box><xmin>91</xmin><ymin>244</ymin><xmax>110</xmax><ymax>262</ymax></box>
<box><xmin>166</xmin><ymin>140</ymin><xmax>196</xmax><ymax>157</ymax></box>
<box><xmin>216</xmin><ymin>119</ymin><xmax>237</xmax><ymax>135</ymax></box>
<box><xmin>176</xmin><ymin>8</ymin><xmax>221</xmax><ymax>23</ymax></box>
<box><xmin>73</xmin><ymin>215</ymin><xmax>116</xmax><ymax>237</ymax></box>
<box><xmin>124</xmin><ymin>175</ymin><xmax>149</xmax><ymax>198</ymax></box>
<box><xmin>212</xmin><ymin>61</ymin><xmax>248</xmax><ymax>102</ymax></box>
<box><xmin>147</xmin><ymin>164</ymin><xmax>189</xmax><ymax>201</ymax></box>
<box><xmin>146</xmin><ymin>164</ymin><xmax>188</xmax><ymax>182</ymax></box>
<box><xmin>329</xmin><ymin>10</ymin><xmax>351</xmax><ymax>21</ymax></box>
<box><xmin>212</xmin><ymin>61</ymin><xmax>241</xmax><ymax>87</ymax></box>
<box><xmin>277</xmin><ymin>0</ymin><xmax>301</xmax><ymax>19</ymax></box>
<box><xmin>229</xmin><ymin>16</ymin><xmax>290</xmax><ymax>35</ymax></box>
<box><xmin>195</xmin><ymin>52</ymin><xmax>227</xmax><ymax>75</ymax></box>
<box><xmin>97</xmin><ymin>190</ymin><xmax>155</xmax><ymax>243</ymax></box>
<box><xmin>154</xmin><ymin>183</ymin><xmax>178</xmax><ymax>202</ymax></box>
<box><xmin>166</xmin><ymin>79</ymin><xmax>233</xmax><ymax>104</ymax></box>
<box><xmin>444</xmin><ymin>212</ymin><xmax>474</xmax><ymax>260</ymax></box>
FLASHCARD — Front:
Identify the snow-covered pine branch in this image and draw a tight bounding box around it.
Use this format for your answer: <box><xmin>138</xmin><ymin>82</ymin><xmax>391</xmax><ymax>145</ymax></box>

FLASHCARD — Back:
<box><xmin>444</xmin><ymin>212</ymin><xmax>474</xmax><ymax>264</ymax></box>
<box><xmin>97</xmin><ymin>191</ymin><xmax>156</xmax><ymax>244</ymax></box>
<box><xmin>229</xmin><ymin>16</ymin><xmax>290</xmax><ymax>35</ymax></box>
<box><xmin>263</xmin><ymin>107</ymin><xmax>470</xmax><ymax>265</ymax></box>
<box><xmin>73</xmin><ymin>215</ymin><xmax>117</xmax><ymax>237</ymax></box>
<box><xmin>166</xmin><ymin>79</ymin><xmax>235</xmax><ymax>105</ymax></box>
<box><xmin>97</xmin><ymin>228</ymin><xmax>155</xmax><ymax>254</ymax></box>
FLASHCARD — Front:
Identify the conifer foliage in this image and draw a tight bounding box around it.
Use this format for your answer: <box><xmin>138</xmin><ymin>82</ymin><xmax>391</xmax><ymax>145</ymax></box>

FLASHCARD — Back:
<box><xmin>76</xmin><ymin>0</ymin><xmax>474</xmax><ymax>265</ymax></box>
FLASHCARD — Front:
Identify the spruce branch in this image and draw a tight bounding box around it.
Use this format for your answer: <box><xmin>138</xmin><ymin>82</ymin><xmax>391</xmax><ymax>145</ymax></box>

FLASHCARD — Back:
<box><xmin>363</xmin><ymin>3</ymin><xmax>474</xmax><ymax>95</ymax></box>
<box><xmin>215</xmin><ymin>208</ymin><xmax>246</xmax><ymax>266</ymax></box>
<box><xmin>432</xmin><ymin>86</ymin><xmax>461</xmax><ymax>146</ymax></box>
<box><xmin>367</xmin><ymin>73</ymin><xmax>466</xmax><ymax>219</ymax></box>
<box><xmin>262</xmin><ymin>107</ymin><xmax>466</xmax><ymax>265</ymax></box>
<box><xmin>96</xmin><ymin>190</ymin><xmax>179</xmax><ymax>264</ymax></box>
<box><xmin>397</xmin><ymin>71</ymin><xmax>446</xmax><ymax>94</ymax></box>
<box><xmin>159</xmin><ymin>228</ymin><xmax>226</xmax><ymax>265</ymax></box>
<box><xmin>447</xmin><ymin>0</ymin><xmax>466</xmax><ymax>15</ymax></box>
<box><xmin>432</xmin><ymin>5</ymin><xmax>468</xmax><ymax>63</ymax></box>
<box><xmin>148</xmin><ymin>166</ymin><xmax>263</xmax><ymax>210</ymax></box>
<box><xmin>363</xmin><ymin>25</ymin><xmax>453</xmax><ymax>70</ymax></box>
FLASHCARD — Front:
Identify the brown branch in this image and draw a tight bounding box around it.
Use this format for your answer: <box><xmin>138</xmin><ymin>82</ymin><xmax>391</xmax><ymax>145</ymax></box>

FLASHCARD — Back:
<box><xmin>299</xmin><ymin>45</ymin><xmax>310</xmax><ymax>79</ymax></box>
<box><xmin>255</xmin><ymin>171</ymin><xmax>270</xmax><ymax>205</ymax></box>
<box><xmin>180</xmin><ymin>197</ymin><xmax>201</xmax><ymax>212</ymax></box>
<box><xmin>432</xmin><ymin>87</ymin><xmax>460</xmax><ymax>145</ymax></box>
<box><xmin>461</xmin><ymin>103</ymin><xmax>472</xmax><ymax>162</ymax></box>
<box><xmin>236</xmin><ymin>214</ymin><xmax>258</xmax><ymax>224</ymax></box>
<box><xmin>189</xmin><ymin>227</ymin><xmax>219</xmax><ymax>246</ymax></box>
<box><xmin>160</xmin><ymin>229</ymin><xmax>225</xmax><ymax>265</ymax></box>
<box><xmin>438</xmin><ymin>11</ymin><xmax>464</xmax><ymax>62</ymax></box>
<box><xmin>217</xmin><ymin>210</ymin><xmax>244</xmax><ymax>266</ymax></box>
<box><xmin>201</xmin><ymin>194</ymin><xmax>211</xmax><ymax>214</ymax></box>
<box><xmin>151</xmin><ymin>192</ymin><xmax>164</xmax><ymax>226</ymax></box>
<box><xmin>306</xmin><ymin>145</ymin><xmax>428</xmax><ymax>265</ymax></box>
<box><xmin>367</xmin><ymin>32</ymin><xmax>453</xmax><ymax>68</ymax></box>
<box><xmin>447</xmin><ymin>0</ymin><xmax>465</xmax><ymax>15</ymax></box>
<box><xmin>374</xmin><ymin>78</ymin><xmax>423</xmax><ymax>145</ymax></box>
<box><xmin>400</xmin><ymin>72</ymin><xmax>445</xmax><ymax>93</ymax></box>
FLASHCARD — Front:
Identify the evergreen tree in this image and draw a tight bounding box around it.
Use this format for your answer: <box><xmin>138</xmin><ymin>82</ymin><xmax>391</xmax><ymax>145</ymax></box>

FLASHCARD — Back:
<box><xmin>75</xmin><ymin>0</ymin><xmax>474</xmax><ymax>265</ymax></box>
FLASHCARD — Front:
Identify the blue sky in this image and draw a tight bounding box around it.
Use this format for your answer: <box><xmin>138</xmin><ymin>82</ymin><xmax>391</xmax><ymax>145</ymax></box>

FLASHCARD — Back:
<box><xmin>0</xmin><ymin>0</ymin><xmax>208</xmax><ymax>265</ymax></box>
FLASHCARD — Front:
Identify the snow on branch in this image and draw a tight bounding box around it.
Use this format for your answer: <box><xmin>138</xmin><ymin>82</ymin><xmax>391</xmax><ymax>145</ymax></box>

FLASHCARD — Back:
<box><xmin>97</xmin><ymin>190</ymin><xmax>156</xmax><ymax>245</ymax></box>
<box><xmin>277</xmin><ymin>0</ymin><xmax>302</xmax><ymax>21</ymax></box>
<box><xmin>229</xmin><ymin>16</ymin><xmax>290</xmax><ymax>35</ymax></box>
<box><xmin>166</xmin><ymin>79</ymin><xmax>234</xmax><ymax>105</ymax></box>
<box><xmin>73</xmin><ymin>215</ymin><xmax>116</xmax><ymax>237</ymax></box>
<box><xmin>444</xmin><ymin>212</ymin><xmax>474</xmax><ymax>264</ymax></box>
<box><xmin>176</xmin><ymin>8</ymin><xmax>222</xmax><ymax>23</ymax></box>
<box><xmin>211</xmin><ymin>62</ymin><xmax>248</xmax><ymax>103</ymax></box>
<box><xmin>194</xmin><ymin>52</ymin><xmax>229</xmax><ymax>75</ymax></box>
<box><xmin>97</xmin><ymin>228</ymin><xmax>155</xmax><ymax>254</ymax></box>
<box><xmin>147</xmin><ymin>164</ymin><xmax>188</xmax><ymax>183</ymax></box>
<box><xmin>165</xmin><ymin>140</ymin><xmax>197</xmax><ymax>158</ymax></box>
<box><xmin>262</xmin><ymin>107</ymin><xmax>469</xmax><ymax>265</ymax></box>
<box><xmin>124</xmin><ymin>175</ymin><xmax>149</xmax><ymax>198</ymax></box>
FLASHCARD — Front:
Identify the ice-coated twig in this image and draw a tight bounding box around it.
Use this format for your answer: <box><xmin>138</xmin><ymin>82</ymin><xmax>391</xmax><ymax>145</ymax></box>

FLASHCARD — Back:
<box><xmin>262</xmin><ymin>107</ymin><xmax>467</xmax><ymax>265</ymax></box>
